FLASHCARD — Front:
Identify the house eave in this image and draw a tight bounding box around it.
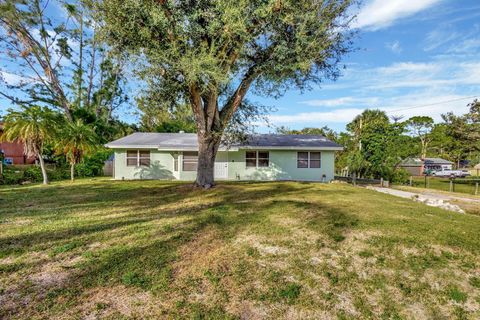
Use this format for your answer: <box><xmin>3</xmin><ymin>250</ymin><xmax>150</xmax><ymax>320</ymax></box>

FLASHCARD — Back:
<box><xmin>105</xmin><ymin>144</ymin><xmax>158</xmax><ymax>149</ymax></box>
<box><xmin>106</xmin><ymin>145</ymin><xmax>343</xmax><ymax>151</ymax></box>
<box><xmin>237</xmin><ymin>146</ymin><xmax>344</xmax><ymax>151</ymax></box>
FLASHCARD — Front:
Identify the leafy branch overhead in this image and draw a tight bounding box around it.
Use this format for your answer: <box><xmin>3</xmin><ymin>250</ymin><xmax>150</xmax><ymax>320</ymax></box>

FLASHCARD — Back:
<box><xmin>100</xmin><ymin>0</ymin><xmax>355</xmax><ymax>130</ymax></box>
<box><xmin>0</xmin><ymin>0</ymin><xmax>128</xmax><ymax>122</ymax></box>
<box><xmin>99</xmin><ymin>0</ymin><xmax>356</xmax><ymax>186</ymax></box>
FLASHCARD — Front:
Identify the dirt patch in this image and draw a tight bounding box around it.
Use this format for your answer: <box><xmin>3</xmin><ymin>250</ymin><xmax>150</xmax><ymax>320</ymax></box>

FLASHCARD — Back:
<box><xmin>235</xmin><ymin>234</ymin><xmax>289</xmax><ymax>256</ymax></box>
<box><xmin>29</xmin><ymin>267</ymin><xmax>70</xmax><ymax>289</ymax></box>
<box><xmin>227</xmin><ymin>300</ymin><xmax>268</xmax><ymax>320</ymax></box>
<box><xmin>3</xmin><ymin>218</ymin><xmax>34</xmax><ymax>225</ymax></box>
<box><xmin>69</xmin><ymin>285</ymin><xmax>156</xmax><ymax>319</ymax></box>
<box><xmin>173</xmin><ymin>226</ymin><xmax>226</xmax><ymax>279</ymax></box>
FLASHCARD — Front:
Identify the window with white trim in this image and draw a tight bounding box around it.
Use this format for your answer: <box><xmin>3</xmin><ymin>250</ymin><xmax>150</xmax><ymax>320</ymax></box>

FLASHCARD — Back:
<box><xmin>183</xmin><ymin>152</ymin><xmax>198</xmax><ymax>171</ymax></box>
<box><xmin>173</xmin><ymin>154</ymin><xmax>179</xmax><ymax>172</ymax></box>
<box><xmin>246</xmin><ymin>151</ymin><xmax>257</xmax><ymax>168</ymax></box>
<box><xmin>245</xmin><ymin>151</ymin><xmax>269</xmax><ymax>168</ymax></box>
<box><xmin>297</xmin><ymin>152</ymin><xmax>309</xmax><ymax>168</ymax></box>
<box><xmin>258</xmin><ymin>151</ymin><xmax>269</xmax><ymax>167</ymax></box>
<box><xmin>310</xmin><ymin>152</ymin><xmax>321</xmax><ymax>168</ymax></box>
<box><xmin>297</xmin><ymin>151</ymin><xmax>321</xmax><ymax>168</ymax></box>
<box><xmin>126</xmin><ymin>150</ymin><xmax>151</xmax><ymax>167</ymax></box>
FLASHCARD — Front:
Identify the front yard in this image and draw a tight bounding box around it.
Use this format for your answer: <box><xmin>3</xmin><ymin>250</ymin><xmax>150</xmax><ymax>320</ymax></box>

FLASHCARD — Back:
<box><xmin>1</xmin><ymin>179</ymin><xmax>480</xmax><ymax>319</ymax></box>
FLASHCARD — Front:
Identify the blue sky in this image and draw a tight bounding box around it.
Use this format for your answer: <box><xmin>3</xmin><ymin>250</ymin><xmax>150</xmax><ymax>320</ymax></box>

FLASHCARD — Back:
<box><xmin>1</xmin><ymin>0</ymin><xmax>479</xmax><ymax>133</ymax></box>
<box><xmin>255</xmin><ymin>0</ymin><xmax>480</xmax><ymax>132</ymax></box>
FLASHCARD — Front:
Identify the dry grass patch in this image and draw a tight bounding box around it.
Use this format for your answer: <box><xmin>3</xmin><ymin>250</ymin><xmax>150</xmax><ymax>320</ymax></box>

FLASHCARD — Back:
<box><xmin>1</xmin><ymin>179</ymin><xmax>480</xmax><ymax>319</ymax></box>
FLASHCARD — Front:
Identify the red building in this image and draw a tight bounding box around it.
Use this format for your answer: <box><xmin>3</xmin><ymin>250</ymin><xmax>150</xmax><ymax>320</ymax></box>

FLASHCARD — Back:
<box><xmin>0</xmin><ymin>123</ymin><xmax>36</xmax><ymax>165</ymax></box>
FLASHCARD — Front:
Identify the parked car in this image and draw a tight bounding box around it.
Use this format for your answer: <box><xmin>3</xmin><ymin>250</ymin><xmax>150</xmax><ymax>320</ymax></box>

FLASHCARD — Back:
<box><xmin>431</xmin><ymin>170</ymin><xmax>471</xmax><ymax>178</ymax></box>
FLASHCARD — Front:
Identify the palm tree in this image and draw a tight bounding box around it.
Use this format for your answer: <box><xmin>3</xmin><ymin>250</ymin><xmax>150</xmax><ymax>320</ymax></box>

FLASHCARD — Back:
<box><xmin>56</xmin><ymin>119</ymin><xmax>98</xmax><ymax>181</ymax></box>
<box><xmin>1</xmin><ymin>106</ymin><xmax>56</xmax><ymax>185</ymax></box>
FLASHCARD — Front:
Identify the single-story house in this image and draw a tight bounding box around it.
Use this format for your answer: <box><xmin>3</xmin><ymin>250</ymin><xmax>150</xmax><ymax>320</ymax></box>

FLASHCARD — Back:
<box><xmin>398</xmin><ymin>157</ymin><xmax>453</xmax><ymax>176</ymax></box>
<box><xmin>105</xmin><ymin>133</ymin><xmax>343</xmax><ymax>181</ymax></box>
<box><xmin>0</xmin><ymin>123</ymin><xmax>36</xmax><ymax>165</ymax></box>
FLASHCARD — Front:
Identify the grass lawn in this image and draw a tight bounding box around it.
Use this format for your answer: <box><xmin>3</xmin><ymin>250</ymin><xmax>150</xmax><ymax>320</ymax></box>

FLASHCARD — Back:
<box><xmin>1</xmin><ymin>179</ymin><xmax>480</xmax><ymax>319</ymax></box>
<box><xmin>407</xmin><ymin>177</ymin><xmax>480</xmax><ymax>196</ymax></box>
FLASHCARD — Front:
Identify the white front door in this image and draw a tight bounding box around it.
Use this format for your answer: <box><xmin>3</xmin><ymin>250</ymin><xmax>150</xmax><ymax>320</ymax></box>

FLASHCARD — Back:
<box><xmin>214</xmin><ymin>162</ymin><xmax>228</xmax><ymax>179</ymax></box>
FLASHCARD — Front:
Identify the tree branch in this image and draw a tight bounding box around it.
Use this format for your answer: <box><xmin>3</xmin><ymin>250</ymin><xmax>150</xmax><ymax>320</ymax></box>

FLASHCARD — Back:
<box><xmin>219</xmin><ymin>66</ymin><xmax>258</xmax><ymax>127</ymax></box>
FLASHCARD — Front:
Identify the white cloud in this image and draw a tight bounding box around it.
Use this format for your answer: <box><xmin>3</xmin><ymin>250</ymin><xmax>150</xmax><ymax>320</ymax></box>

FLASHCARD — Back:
<box><xmin>0</xmin><ymin>71</ymin><xmax>29</xmax><ymax>85</ymax></box>
<box><xmin>424</xmin><ymin>27</ymin><xmax>460</xmax><ymax>51</ymax></box>
<box><xmin>376</xmin><ymin>62</ymin><xmax>439</xmax><ymax>75</ymax></box>
<box><xmin>447</xmin><ymin>38</ymin><xmax>480</xmax><ymax>54</ymax></box>
<box><xmin>353</xmin><ymin>0</ymin><xmax>442</xmax><ymax>30</ymax></box>
<box><xmin>268</xmin><ymin>93</ymin><xmax>473</xmax><ymax>126</ymax></box>
<box><xmin>385</xmin><ymin>41</ymin><xmax>402</xmax><ymax>54</ymax></box>
<box><xmin>424</xmin><ymin>24</ymin><xmax>480</xmax><ymax>54</ymax></box>
<box><xmin>322</xmin><ymin>61</ymin><xmax>480</xmax><ymax>92</ymax></box>
<box><xmin>269</xmin><ymin>108</ymin><xmax>363</xmax><ymax>124</ymax></box>
<box><xmin>263</xmin><ymin>56</ymin><xmax>480</xmax><ymax>130</ymax></box>
<box><xmin>300</xmin><ymin>96</ymin><xmax>379</xmax><ymax>108</ymax></box>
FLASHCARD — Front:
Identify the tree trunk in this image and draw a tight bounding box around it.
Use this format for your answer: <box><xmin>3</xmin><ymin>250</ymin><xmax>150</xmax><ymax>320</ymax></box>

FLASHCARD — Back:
<box><xmin>195</xmin><ymin>134</ymin><xmax>221</xmax><ymax>188</ymax></box>
<box><xmin>70</xmin><ymin>163</ymin><xmax>75</xmax><ymax>182</ymax></box>
<box><xmin>38</xmin><ymin>154</ymin><xmax>49</xmax><ymax>185</ymax></box>
<box><xmin>421</xmin><ymin>140</ymin><xmax>427</xmax><ymax>159</ymax></box>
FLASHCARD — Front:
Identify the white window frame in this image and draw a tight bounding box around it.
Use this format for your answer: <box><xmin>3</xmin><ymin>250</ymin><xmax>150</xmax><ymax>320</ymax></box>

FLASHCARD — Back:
<box><xmin>297</xmin><ymin>151</ymin><xmax>321</xmax><ymax>169</ymax></box>
<box><xmin>173</xmin><ymin>153</ymin><xmax>179</xmax><ymax>172</ymax></box>
<box><xmin>126</xmin><ymin>150</ymin><xmax>151</xmax><ymax>167</ymax></box>
<box><xmin>245</xmin><ymin>151</ymin><xmax>269</xmax><ymax>168</ymax></box>
<box><xmin>182</xmin><ymin>151</ymin><xmax>198</xmax><ymax>171</ymax></box>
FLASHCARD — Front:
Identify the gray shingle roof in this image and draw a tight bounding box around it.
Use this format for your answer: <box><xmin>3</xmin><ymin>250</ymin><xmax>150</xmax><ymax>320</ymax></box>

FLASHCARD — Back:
<box><xmin>400</xmin><ymin>157</ymin><xmax>453</xmax><ymax>166</ymax></box>
<box><xmin>105</xmin><ymin>132</ymin><xmax>343</xmax><ymax>150</ymax></box>
<box><xmin>242</xmin><ymin>134</ymin><xmax>341</xmax><ymax>148</ymax></box>
<box><xmin>106</xmin><ymin>133</ymin><xmax>198</xmax><ymax>148</ymax></box>
<box><xmin>424</xmin><ymin>158</ymin><xmax>453</xmax><ymax>165</ymax></box>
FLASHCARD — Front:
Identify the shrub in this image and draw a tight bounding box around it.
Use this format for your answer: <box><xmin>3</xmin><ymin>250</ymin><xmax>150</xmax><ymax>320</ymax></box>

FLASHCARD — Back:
<box><xmin>23</xmin><ymin>166</ymin><xmax>43</xmax><ymax>182</ymax></box>
<box><xmin>0</xmin><ymin>168</ymin><xmax>23</xmax><ymax>185</ymax></box>
<box><xmin>0</xmin><ymin>165</ymin><xmax>72</xmax><ymax>185</ymax></box>
<box><xmin>75</xmin><ymin>149</ymin><xmax>112</xmax><ymax>178</ymax></box>
<box><xmin>48</xmin><ymin>167</ymin><xmax>70</xmax><ymax>181</ymax></box>
<box><xmin>391</xmin><ymin>168</ymin><xmax>411</xmax><ymax>184</ymax></box>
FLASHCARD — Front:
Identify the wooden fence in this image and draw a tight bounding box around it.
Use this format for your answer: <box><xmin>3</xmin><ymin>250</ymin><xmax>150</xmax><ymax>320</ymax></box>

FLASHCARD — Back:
<box><xmin>334</xmin><ymin>176</ymin><xmax>383</xmax><ymax>186</ymax></box>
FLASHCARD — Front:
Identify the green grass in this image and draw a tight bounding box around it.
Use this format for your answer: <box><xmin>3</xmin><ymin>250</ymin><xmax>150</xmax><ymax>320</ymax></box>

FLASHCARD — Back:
<box><xmin>1</xmin><ymin>178</ymin><xmax>480</xmax><ymax>319</ymax></box>
<box><xmin>407</xmin><ymin>176</ymin><xmax>480</xmax><ymax>195</ymax></box>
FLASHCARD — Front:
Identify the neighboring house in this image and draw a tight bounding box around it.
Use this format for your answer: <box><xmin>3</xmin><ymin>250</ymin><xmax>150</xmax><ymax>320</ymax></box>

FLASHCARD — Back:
<box><xmin>105</xmin><ymin>133</ymin><xmax>343</xmax><ymax>181</ymax></box>
<box><xmin>0</xmin><ymin>123</ymin><xmax>36</xmax><ymax>165</ymax></box>
<box><xmin>399</xmin><ymin>157</ymin><xmax>453</xmax><ymax>176</ymax></box>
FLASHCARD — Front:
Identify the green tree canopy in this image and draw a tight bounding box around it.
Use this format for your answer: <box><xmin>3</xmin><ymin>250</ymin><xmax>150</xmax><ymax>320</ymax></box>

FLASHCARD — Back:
<box><xmin>344</xmin><ymin>109</ymin><xmax>413</xmax><ymax>180</ymax></box>
<box><xmin>1</xmin><ymin>105</ymin><xmax>57</xmax><ymax>184</ymax></box>
<box><xmin>0</xmin><ymin>0</ymin><xmax>128</xmax><ymax>121</ymax></box>
<box><xmin>55</xmin><ymin>119</ymin><xmax>98</xmax><ymax>181</ymax></box>
<box><xmin>406</xmin><ymin>116</ymin><xmax>434</xmax><ymax>159</ymax></box>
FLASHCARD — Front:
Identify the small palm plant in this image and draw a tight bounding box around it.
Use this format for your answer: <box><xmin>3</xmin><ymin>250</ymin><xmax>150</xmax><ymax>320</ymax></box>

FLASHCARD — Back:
<box><xmin>55</xmin><ymin>119</ymin><xmax>98</xmax><ymax>181</ymax></box>
<box><xmin>1</xmin><ymin>106</ymin><xmax>56</xmax><ymax>185</ymax></box>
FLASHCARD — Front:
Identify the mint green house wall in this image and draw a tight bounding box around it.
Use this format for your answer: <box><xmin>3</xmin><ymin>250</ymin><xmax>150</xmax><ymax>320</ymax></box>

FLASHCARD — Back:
<box><xmin>113</xmin><ymin>149</ymin><xmax>336</xmax><ymax>182</ymax></box>
<box><xmin>226</xmin><ymin>150</ymin><xmax>335</xmax><ymax>181</ymax></box>
<box><xmin>114</xmin><ymin>149</ymin><xmax>177</xmax><ymax>180</ymax></box>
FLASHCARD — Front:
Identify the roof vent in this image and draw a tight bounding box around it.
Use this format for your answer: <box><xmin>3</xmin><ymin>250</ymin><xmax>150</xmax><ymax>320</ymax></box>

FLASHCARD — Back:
<box><xmin>179</xmin><ymin>130</ymin><xmax>185</xmax><ymax>134</ymax></box>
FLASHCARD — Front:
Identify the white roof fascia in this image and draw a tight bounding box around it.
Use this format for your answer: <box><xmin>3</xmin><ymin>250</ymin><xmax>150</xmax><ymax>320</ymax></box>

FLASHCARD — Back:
<box><xmin>105</xmin><ymin>144</ymin><xmax>159</xmax><ymax>149</ymax></box>
<box><xmin>105</xmin><ymin>145</ymin><xmax>342</xmax><ymax>151</ymax></box>
<box><xmin>237</xmin><ymin>146</ymin><xmax>344</xmax><ymax>151</ymax></box>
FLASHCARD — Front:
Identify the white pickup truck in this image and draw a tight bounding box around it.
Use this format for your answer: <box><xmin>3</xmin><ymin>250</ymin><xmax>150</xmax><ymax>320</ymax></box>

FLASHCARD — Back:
<box><xmin>431</xmin><ymin>169</ymin><xmax>471</xmax><ymax>178</ymax></box>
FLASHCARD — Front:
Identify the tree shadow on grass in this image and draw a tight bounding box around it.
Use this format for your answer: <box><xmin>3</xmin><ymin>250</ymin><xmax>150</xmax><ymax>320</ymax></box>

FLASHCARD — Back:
<box><xmin>0</xmin><ymin>181</ymin><xmax>359</xmax><ymax>259</ymax></box>
<box><xmin>0</xmin><ymin>180</ymin><xmax>363</xmax><ymax>318</ymax></box>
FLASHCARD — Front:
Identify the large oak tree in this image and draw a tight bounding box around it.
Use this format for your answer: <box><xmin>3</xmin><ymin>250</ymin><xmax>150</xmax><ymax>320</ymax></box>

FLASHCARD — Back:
<box><xmin>99</xmin><ymin>0</ymin><xmax>357</xmax><ymax>187</ymax></box>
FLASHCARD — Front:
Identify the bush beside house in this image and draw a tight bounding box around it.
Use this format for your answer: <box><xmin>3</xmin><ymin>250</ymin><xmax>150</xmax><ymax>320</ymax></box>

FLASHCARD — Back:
<box><xmin>0</xmin><ymin>150</ymin><xmax>113</xmax><ymax>185</ymax></box>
